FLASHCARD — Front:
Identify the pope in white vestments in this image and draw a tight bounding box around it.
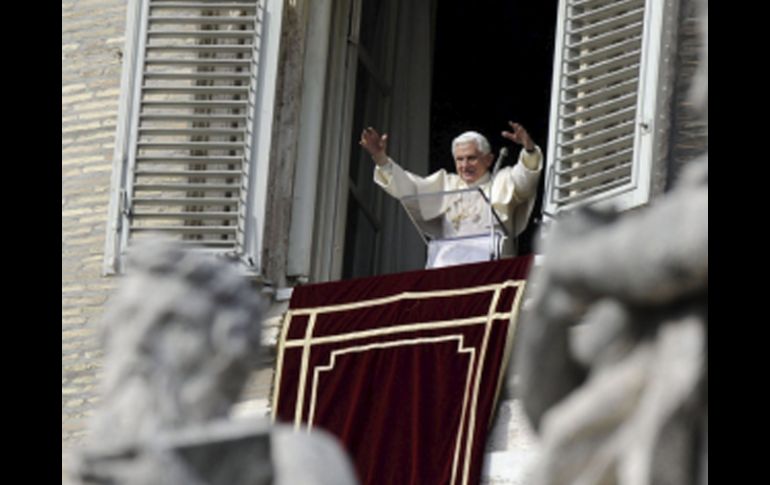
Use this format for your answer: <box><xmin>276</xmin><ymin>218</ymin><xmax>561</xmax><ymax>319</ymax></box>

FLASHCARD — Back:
<box><xmin>360</xmin><ymin>122</ymin><xmax>543</xmax><ymax>268</ymax></box>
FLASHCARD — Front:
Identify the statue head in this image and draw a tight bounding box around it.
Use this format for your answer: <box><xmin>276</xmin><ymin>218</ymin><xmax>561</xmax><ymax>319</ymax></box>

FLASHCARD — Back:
<box><xmin>90</xmin><ymin>239</ymin><xmax>264</xmax><ymax>446</ymax></box>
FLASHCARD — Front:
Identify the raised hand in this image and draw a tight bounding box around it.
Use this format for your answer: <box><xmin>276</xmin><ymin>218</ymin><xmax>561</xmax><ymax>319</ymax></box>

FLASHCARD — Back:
<box><xmin>502</xmin><ymin>121</ymin><xmax>535</xmax><ymax>152</ymax></box>
<box><xmin>359</xmin><ymin>127</ymin><xmax>389</xmax><ymax>164</ymax></box>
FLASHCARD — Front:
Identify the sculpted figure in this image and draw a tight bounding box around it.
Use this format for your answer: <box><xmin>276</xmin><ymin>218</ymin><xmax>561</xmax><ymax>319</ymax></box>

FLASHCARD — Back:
<box><xmin>511</xmin><ymin>2</ymin><xmax>708</xmax><ymax>484</ymax></box>
<box><xmin>75</xmin><ymin>240</ymin><xmax>358</xmax><ymax>485</ymax></box>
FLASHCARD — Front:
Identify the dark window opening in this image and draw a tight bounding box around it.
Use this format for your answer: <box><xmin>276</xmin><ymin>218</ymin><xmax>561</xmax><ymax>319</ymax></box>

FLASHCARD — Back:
<box><xmin>341</xmin><ymin>0</ymin><xmax>558</xmax><ymax>280</ymax></box>
<box><xmin>430</xmin><ymin>0</ymin><xmax>558</xmax><ymax>254</ymax></box>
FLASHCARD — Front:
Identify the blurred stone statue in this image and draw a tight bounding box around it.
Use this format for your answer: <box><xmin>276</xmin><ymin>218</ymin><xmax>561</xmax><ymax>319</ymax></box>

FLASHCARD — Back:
<box><xmin>511</xmin><ymin>1</ymin><xmax>708</xmax><ymax>485</ymax></box>
<box><xmin>74</xmin><ymin>240</ymin><xmax>359</xmax><ymax>485</ymax></box>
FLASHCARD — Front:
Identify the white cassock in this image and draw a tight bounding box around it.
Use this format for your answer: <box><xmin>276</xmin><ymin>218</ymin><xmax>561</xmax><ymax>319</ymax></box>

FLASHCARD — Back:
<box><xmin>374</xmin><ymin>146</ymin><xmax>543</xmax><ymax>268</ymax></box>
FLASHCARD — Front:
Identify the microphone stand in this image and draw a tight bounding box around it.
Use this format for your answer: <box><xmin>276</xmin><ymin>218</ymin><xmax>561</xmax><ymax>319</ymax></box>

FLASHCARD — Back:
<box><xmin>488</xmin><ymin>147</ymin><xmax>508</xmax><ymax>260</ymax></box>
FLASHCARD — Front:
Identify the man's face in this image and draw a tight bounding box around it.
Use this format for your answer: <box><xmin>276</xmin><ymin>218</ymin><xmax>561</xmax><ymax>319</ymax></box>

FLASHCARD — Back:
<box><xmin>454</xmin><ymin>141</ymin><xmax>494</xmax><ymax>184</ymax></box>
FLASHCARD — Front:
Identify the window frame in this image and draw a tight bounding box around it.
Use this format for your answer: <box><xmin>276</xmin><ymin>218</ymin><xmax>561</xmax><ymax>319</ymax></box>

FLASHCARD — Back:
<box><xmin>103</xmin><ymin>0</ymin><xmax>284</xmax><ymax>277</ymax></box>
<box><xmin>543</xmin><ymin>0</ymin><xmax>676</xmax><ymax>218</ymax></box>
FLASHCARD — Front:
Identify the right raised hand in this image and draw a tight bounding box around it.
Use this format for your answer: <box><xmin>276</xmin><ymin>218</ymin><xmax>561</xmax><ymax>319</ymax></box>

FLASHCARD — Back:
<box><xmin>359</xmin><ymin>127</ymin><xmax>389</xmax><ymax>164</ymax></box>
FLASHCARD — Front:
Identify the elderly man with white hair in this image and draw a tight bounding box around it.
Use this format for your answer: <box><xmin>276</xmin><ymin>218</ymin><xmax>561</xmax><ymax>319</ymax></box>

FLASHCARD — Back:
<box><xmin>360</xmin><ymin>122</ymin><xmax>543</xmax><ymax>267</ymax></box>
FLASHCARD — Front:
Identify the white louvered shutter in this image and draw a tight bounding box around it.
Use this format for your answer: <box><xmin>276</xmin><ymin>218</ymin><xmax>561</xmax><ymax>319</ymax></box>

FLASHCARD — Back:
<box><xmin>106</xmin><ymin>0</ymin><xmax>279</xmax><ymax>273</ymax></box>
<box><xmin>544</xmin><ymin>0</ymin><xmax>666</xmax><ymax>215</ymax></box>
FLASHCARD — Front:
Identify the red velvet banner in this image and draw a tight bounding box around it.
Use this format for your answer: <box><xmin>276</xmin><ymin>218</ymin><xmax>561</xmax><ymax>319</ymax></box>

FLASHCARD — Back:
<box><xmin>272</xmin><ymin>256</ymin><xmax>533</xmax><ymax>485</ymax></box>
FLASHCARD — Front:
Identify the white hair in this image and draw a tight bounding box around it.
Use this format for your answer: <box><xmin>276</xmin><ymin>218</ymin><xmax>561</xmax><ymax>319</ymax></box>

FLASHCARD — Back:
<box><xmin>452</xmin><ymin>131</ymin><xmax>491</xmax><ymax>156</ymax></box>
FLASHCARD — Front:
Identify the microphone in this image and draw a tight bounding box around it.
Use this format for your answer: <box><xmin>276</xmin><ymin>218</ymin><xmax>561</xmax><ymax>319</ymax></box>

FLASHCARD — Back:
<box><xmin>492</xmin><ymin>147</ymin><xmax>509</xmax><ymax>177</ymax></box>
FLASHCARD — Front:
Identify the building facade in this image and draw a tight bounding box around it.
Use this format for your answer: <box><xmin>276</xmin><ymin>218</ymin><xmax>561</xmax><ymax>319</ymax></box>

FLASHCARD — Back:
<box><xmin>63</xmin><ymin>0</ymin><xmax>707</xmax><ymax>482</ymax></box>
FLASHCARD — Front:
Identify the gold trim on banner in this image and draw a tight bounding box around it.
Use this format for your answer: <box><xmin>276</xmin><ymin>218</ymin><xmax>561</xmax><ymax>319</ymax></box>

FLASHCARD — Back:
<box><xmin>272</xmin><ymin>280</ymin><xmax>524</xmax><ymax>419</ymax></box>
<box><xmin>271</xmin><ymin>310</ymin><xmax>295</xmax><ymax>422</ymax></box>
<box><xmin>461</xmin><ymin>286</ymin><xmax>503</xmax><ymax>485</ymax></box>
<box><xmin>305</xmin><ymin>335</ymin><xmax>476</xmax><ymax>485</ymax></box>
<box><xmin>293</xmin><ymin>313</ymin><xmax>318</xmax><ymax>430</ymax></box>
<box><xmin>271</xmin><ymin>277</ymin><xmax>528</xmax><ymax>484</ymax></box>
<box><xmin>490</xmin><ymin>280</ymin><xmax>528</xmax><ymax>428</ymax></box>
<box><xmin>285</xmin><ymin>280</ymin><xmax>522</xmax><ymax>316</ymax></box>
<box><xmin>282</xmin><ymin>313</ymin><xmax>514</xmax><ymax>348</ymax></box>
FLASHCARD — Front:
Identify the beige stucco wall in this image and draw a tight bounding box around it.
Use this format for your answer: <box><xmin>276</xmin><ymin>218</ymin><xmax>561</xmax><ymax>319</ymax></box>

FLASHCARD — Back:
<box><xmin>62</xmin><ymin>0</ymin><xmax>126</xmax><ymax>453</ymax></box>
